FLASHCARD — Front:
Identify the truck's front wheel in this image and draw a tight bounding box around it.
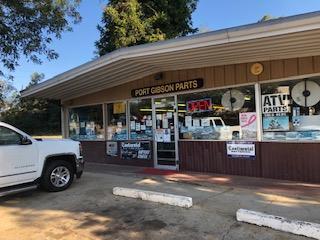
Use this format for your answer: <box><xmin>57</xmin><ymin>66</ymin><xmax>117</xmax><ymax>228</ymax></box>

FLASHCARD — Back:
<box><xmin>40</xmin><ymin>160</ymin><xmax>74</xmax><ymax>192</ymax></box>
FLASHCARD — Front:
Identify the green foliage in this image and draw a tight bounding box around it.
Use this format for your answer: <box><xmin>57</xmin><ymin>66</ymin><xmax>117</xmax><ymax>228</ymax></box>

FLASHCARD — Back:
<box><xmin>0</xmin><ymin>0</ymin><xmax>81</xmax><ymax>77</ymax></box>
<box><xmin>0</xmin><ymin>73</ymin><xmax>61</xmax><ymax>135</ymax></box>
<box><xmin>27</xmin><ymin>72</ymin><xmax>45</xmax><ymax>89</ymax></box>
<box><xmin>141</xmin><ymin>0</ymin><xmax>198</xmax><ymax>39</ymax></box>
<box><xmin>258</xmin><ymin>15</ymin><xmax>275</xmax><ymax>22</ymax></box>
<box><xmin>1</xmin><ymin>97</ymin><xmax>61</xmax><ymax>135</ymax></box>
<box><xmin>95</xmin><ymin>0</ymin><xmax>198</xmax><ymax>56</ymax></box>
<box><xmin>0</xmin><ymin>79</ymin><xmax>15</xmax><ymax>110</ymax></box>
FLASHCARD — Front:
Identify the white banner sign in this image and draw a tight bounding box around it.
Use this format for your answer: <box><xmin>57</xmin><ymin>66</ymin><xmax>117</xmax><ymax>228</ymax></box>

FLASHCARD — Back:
<box><xmin>226</xmin><ymin>141</ymin><xmax>255</xmax><ymax>158</ymax></box>
<box><xmin>262</xmin><ymin>93</ymin><xmax>290</xmax><ymax>114</ymax></box>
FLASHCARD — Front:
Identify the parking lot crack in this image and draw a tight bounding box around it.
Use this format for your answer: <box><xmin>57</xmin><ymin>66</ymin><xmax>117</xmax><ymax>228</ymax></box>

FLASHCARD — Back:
<box><xmin>198</xmin><ymin>187</ymin><xmax>234</xmax><ymax>205</ymax></box>
<box><xmin>221</xmin><ymin>221</ymin><xmax>238</xmax><ymax>240</ymax></box>
<box><xmin>211</xmin><ymin>188</ymin><xmax>234</xmax><ymax>198</ymax></box>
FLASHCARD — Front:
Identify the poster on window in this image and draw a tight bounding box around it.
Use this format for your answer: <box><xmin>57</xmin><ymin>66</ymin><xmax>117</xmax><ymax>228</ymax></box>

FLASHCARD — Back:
<box><xmin>240</xmin><ymin>112</ymin><xmax>257</xmax><ymax>140</ymax></box>
<box><xmin>106</xmin><ymin>141</ymin><xmax>118</xmax><ymax>157</ymax></box>
<box><xmin>86</xmin><ymin>122</ymin><xmax>95</xmax><ymax>136</ymax></box>
<box><xmin>185</xmin><ymin>116</ymin><xmax>192</xmax><ymax>127</ymax></box>
<box><xmin>163</xmin><ymin>129</ymin><xmax>171</xmax><ymax>142</ymax></box>
<box><xmin>162</xmin><ymin>116</ymin><xmax>169</xmax><ymax>128</ymax></box>
<box><xmin>120</xmin><ymin>141</ymin><xmax>151</xmax><ymax>160</ymax></box>
<box><xmin>146</xmin><ymin>119</ymin><xmax>153</xmax><ymax>127</ymax></box>
<box><xmin>113</xmin><ymin>102</ymin><xmax>126</xmax><ymax>114</ymax></box>
<box><xmin>263</xmin><ymin>116</ymin><xmax>289</xmax><ymax>131</ymax></box>
<box><xmin>155</xmin><ymin>129</ymin><xmax>164</xmax><ymax>142</ymax></box>
<box><xmin>69</xmin><ymin>121</ymin><xmax>80</xmax><ymax>135</ymax></box>
<box><xmin>130</xmin><ymin>121</ymin><xmax>136</xmax><ymax>130</ymax></box>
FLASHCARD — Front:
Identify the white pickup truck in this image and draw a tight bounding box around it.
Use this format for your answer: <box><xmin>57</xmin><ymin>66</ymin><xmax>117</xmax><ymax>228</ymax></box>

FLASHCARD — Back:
<box><xmin>0</xmin><ymin>122</ymin><xmax>84</xmax><ymax>195</ymax></box>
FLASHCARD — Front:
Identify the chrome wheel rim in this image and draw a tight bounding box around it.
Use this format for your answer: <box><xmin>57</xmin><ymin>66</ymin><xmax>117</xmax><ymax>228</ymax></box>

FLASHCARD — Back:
<box><xmin>50</xmin><ymin>166</ymin><xmax>70</xmax><ymax>188</ymax></box>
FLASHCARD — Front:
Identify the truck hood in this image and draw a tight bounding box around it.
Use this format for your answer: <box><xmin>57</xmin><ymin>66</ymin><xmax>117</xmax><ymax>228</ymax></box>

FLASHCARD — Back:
<box><xmin>36</xmin><ymin>138</ymin><xmax>75</xmax><ymax>142</ymax></box>
<box><xmin>35</xmin><ymin>138</ymin><xmax>81</xmax><ymax>159</ymax></box>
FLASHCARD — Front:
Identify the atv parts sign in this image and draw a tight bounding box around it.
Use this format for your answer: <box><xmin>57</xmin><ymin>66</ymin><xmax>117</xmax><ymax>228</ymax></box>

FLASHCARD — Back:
<box><xmin>262</xmin><ymin>93</ymin><xmax>290</xmax><ymax>115</ymax></box>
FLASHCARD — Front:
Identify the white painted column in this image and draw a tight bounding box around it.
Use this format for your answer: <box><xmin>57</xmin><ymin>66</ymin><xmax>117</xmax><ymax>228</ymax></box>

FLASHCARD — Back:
<box><xmin>254</xmin><ymin>83</ymin><xmax>263</xmax><ymax>141</ymax></box>
<box><xmin>151</xmin><ymin>97</ymin><xmax>158</xmax><ymax>168</ymax></box>
<box><xmin>126</xmin><ymin>101</ymin><xmax>130</xmax><ymax>140</ymax></box>
<box><xmin>174</xmin><ymin>94</ymin><xmax>179</xmax><ymax>171</ymax></box>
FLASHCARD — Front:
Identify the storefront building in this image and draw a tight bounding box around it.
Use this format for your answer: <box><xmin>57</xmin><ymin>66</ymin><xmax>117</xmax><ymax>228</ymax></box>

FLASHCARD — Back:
<box><xmin>23</xmin><ymin>12</ymin><xmax>320</xmax><ymax>182</ymax></box>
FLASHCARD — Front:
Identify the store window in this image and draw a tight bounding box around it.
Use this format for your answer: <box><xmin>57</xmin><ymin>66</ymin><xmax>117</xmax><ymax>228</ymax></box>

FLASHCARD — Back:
<box><xmin>129</xmin><ymin>99</ymin><xmax>153</xmax><ymax>140</ymax></box>
<box><xmin>178</xmin><ymin>85</ymin><xmax>257</xmax><ymax>140</ymax></box>
<box><xmin>261</xmin><ymin>78</ymin><xmax>320</xmax><ymax>141</ymax></box>
<box><xmin>69</xmin><ymin>105</ymin><xmax>104</xmax><ymax>140</ymax></box>
<box><xmin>107</xmin><ymin>102</ymin><xmax>127</xmax><ymax>140</ymax></box>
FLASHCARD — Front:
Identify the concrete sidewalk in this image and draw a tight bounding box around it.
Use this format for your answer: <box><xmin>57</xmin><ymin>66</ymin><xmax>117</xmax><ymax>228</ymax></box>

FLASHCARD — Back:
<box><xmin>85</xmin><ymin>163</ymin><xmax>320</xmax><ymax>199</ymax></box>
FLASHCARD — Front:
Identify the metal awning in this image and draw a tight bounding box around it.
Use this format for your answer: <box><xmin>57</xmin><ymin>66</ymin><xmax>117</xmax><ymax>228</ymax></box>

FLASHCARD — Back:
<box><xmin>21</xmin><ymin>11</ymin><xmax>320</xmax><ymax>100</ymax></box>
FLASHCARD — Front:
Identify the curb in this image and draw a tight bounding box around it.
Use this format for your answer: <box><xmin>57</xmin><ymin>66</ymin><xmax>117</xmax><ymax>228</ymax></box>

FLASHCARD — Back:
<box><xmin>236</xmin><ymin>209</ymin><xmax>320</xmax><ymax>240</ymax></box>
<box><xmin>113</xmin><ymin>187</ymin><xmax>193</xmax><ymax>208</ymax></box>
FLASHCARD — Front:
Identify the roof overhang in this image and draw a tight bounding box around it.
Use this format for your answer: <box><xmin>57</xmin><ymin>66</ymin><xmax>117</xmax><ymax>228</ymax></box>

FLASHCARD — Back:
<box><xmin>21</xmin><ymin>11</ymin><xmax>320</xmax><ymax>100</ymax></box>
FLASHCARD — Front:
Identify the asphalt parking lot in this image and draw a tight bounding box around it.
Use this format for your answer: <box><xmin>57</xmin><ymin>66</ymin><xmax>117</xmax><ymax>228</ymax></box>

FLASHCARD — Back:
<box><xmin>0</xmin><ymin>165</ymin><xmax>319</xmax><ymax>240</ymax></box>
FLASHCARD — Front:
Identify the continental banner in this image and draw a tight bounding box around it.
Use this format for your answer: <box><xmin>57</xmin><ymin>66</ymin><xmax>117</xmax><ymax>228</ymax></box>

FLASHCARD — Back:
<box><xmin>226</xmin><ymin>141</ymin><xmax>255</xmax><ymax>159</ymax></box>
<box><xmin>131</xmin><ymin>79</ymin><xmax>204</xmax><ymax>97</ymax></box>
<box><xmin>120</xmin><ymin>141</ymin><xmax>151</xmax><ymax>160</ymax></box>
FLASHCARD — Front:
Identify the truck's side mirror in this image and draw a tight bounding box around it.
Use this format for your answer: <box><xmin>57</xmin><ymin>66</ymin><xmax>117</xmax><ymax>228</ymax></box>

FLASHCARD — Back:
<box><xmin>20</xmin><ymin>136</ymin><xmax>32</xmax><ymax>145</ymax></box>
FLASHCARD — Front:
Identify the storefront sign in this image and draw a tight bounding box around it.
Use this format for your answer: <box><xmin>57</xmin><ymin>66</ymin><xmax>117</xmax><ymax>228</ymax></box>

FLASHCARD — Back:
<box><xmin>262</xmin><ymin>93</ymin><xmax>290</xmax><ymax>114</ymax></box>
<box><xmin>226</xmin><ymin>141</ymin><xmax>255</xmax><ymax>158</ymax></box>
<box><xmin>187</xmin><ymin>98</ymin><xmax>212</xmax><ymax>113</ymax></box>
<box><xmin>121</xmin><ymin>141</ymin><xmax>151</xmax><ymax>160</ymax></box>
<box><xmin>131</xmin><ymin>79</ymin><xmax>204</xmax><ymax>97</ymax></box>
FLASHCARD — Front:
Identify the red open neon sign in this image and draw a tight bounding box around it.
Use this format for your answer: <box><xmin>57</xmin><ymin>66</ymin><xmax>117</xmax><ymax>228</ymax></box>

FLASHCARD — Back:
<box><xmin>187</xmin><ymin>98</ymin><xmax>212</xmax><ymax>113</ymax></box>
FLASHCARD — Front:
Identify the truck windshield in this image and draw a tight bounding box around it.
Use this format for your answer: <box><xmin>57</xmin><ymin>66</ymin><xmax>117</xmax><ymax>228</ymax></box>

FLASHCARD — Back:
<box><xmin>215</xmin><ymin>119</ymin><xmax>223</xmax><ymax>126</ymax></box>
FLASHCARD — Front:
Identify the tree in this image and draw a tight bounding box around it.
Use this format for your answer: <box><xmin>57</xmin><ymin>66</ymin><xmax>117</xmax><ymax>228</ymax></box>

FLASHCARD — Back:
<box><xmin>141</xmin><ymin>0</ymin><xmax>198</xmax><ymax>39</ymax></box>
<box><xmin>258</xmin><ymin>15</ymin><xmax>275</xmax><ymax>22</ymax></box>
<box><xmin>0</xmin><ymin>0</ymin><xmax>81</xmax><ymax>77</ymax></box>
<box><xmin>27</xmin><ymin>72</ymin><xmax>45</xmax><ymax>89</ymax></box>
<box><xmin>0</xmin><ymin>73</ymin><xmax>61</xmax><ymax>135</ymax></box>
<box><xmin>0</xmin><ymin>79</ymin><xmax>15</xmax><ymax>111</ymax></box>
<box><xmin>95</xmin><ymin>0</ymin><xmax>198</xmax><ymax>56</ymax></box>
<box><xmin>95</xmin><ymin>0</ymin><xmax>164</xmax><ymax>56</ymax></box>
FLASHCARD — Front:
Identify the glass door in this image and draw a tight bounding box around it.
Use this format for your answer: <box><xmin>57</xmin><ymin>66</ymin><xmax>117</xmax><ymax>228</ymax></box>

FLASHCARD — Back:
<box><xmin>152</xmin><ymin>96</ymin><xmax>178</xmax><ymax>170</ymax></box>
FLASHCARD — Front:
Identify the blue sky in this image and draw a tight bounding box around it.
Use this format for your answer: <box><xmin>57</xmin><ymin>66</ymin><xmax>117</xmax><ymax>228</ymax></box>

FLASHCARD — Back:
<box><xmin>11</xmin><ymin>0</ymin><xmax>320</xmax><ymax>90</ymax></box>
